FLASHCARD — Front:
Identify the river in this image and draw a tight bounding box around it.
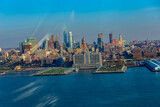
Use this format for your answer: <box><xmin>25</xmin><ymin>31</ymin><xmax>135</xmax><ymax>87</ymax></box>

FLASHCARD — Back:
<box><xmin>0</xmin><ymin>67</ymin><xmax>160</xmax><ymax>107</ymax></box>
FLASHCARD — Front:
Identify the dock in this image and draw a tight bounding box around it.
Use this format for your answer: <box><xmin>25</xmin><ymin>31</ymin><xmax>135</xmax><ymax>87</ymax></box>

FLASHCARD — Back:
<box><xmin>93</xmin><ymin>65</ymin><xmax>127</xmax><ymax>74</ymax></box>
<box><xmin>0</xmin><ymin>71</ymin><xmax>9</xmax><ymax>75</ymax></box>
<box><xmin>34</xmin><ymin>67</ymin><xmax>75</xmax><ymax>76</ymax></box>
<box><xmin>144</xmin><ymin>59</ymin><xmax>160</xmax><ymax>72</ymax></box>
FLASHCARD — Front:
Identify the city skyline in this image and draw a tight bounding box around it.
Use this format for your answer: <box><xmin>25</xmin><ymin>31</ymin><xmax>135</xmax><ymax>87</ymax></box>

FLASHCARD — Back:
<box><xmin>0</xmin><ymin>0</ymin><xmax>160</xmax><ymax>48</ymax></box>
<box><xmin>1</xmin><ymin>1</ymin><xmax>160</xmax><ymax>106</ymax></box>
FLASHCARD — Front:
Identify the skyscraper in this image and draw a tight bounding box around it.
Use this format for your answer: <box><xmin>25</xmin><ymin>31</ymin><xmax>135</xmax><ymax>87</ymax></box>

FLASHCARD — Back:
<box><xmin>63</xmin><ymin>31</ymin><xmax>68</xmax><ymax>44</ymax></box>
<box><xmin>48</xmin><ymin>40</ymin><xmax>54</xmax><ymax>50</ymax></box>
<box><xmin>51</xmin><ymin>35</ymin><xmax>55</xmax><ymax>42</ymax></box>
<box><xmin>98</xmin><ymin>33</ymin><xmax>103</xmax><ymax>41</ymax></box>
<box><xmin>97</xmin><ymin>37</ymin><xmax>102</xmax><ymax>51</ymax></box>
<box><xmin>97</xmin><ymin>37</ymin><xmax>102</xmax><ymax>46</ymax></box>
<box><xmin>109</xmin><ymin>33</ymin><xmax>113</xmax><ymax>44</ymax></box>
<box><xmin>27</xmin><ymin>37</ymin><xmax>37</xmax><ymax>51</ymax></box>
<box><xmin>119</xmin><ymin>34</ymin><xmax>123</xmax><ymax>47</ymax></box>
<box><xmin>23</xmin><ymin>42</ymin><xmax>32</xmax><ymax>54</ymax></box>
<box><xmin>68</xmin><ymin>32</ymin><xmax>73</xmax><ymax>51</ymax></box>
<box><xmin>54</xmin><ymin>41</ymin><xmax>60</xmax><ymax>50</ymax></box>
<box><xmin>81</xmin><ymin>37</ymin><xmax>88</xmax><ymax>53</ymax></box>
<box><xmin>43</xmin><ymin>38</ymin><xmax>49</xmax><ymax>50</ymax></box>
<box><xmin>19</xmin><ymin>42</ymin><xmax>23</xmax><ymax>53</ymax></box>
<box><xmin>119</xmin><ymin>34</ymin><xmax>122</xmax><ymax>42</ymax></box>
<box><xmin>21</xmin><ymin>40</ymin><xmax>32</xmax><ymax>54</ymax></box>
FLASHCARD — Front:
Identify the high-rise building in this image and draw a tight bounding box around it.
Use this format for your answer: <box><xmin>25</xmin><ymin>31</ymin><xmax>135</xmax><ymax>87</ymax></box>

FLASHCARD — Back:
<box><xmin>48</xmin><ymin>40</ymin><xmax>54</xmax><ymax>50</ymax></box>
<box><xmin>27</xmin><ymin>37</ymin><xmax>37</xmax><ymax>51</ymax></box>
<box><xmin>119</xmin><ymin>34</ymin><xmax>122</xmax><ymax>46</ymax></box>
<box><xmin>19</xmin><ymin>42</ymin><xmax>24</xmax><ymax>53</ymax></box>
<box><xmin>109</xmin><ymin>33</ymin><xmax>113</xmax><ymax>44</ymax></box>
<box><xmin>20</xmin><ymin>40</ymin><xmax>32</xmax><ymax>53</ymax></box>
<box><xmin>51</xmin><ymin>35</ymin><xmax>55</xmax><ymax>42</ymax></box>
<box><xmin>43</xmin><ymin>38</ymin><xmax>49</xmax><ymax>50</ymax></box>
<box><xmin>63</xmin><ymin>31</ymin><xmax>68</xmax><ymax>50</ymax></box>
<box><xmin>80</xmin><ymin>38</ymin><xmax>88</xmax><ymax>53</ymax></box>
<box><xmin>54</xmin><ymin>41</ymin><xmax>60</xmax><ymax>50</ymax></box>
<box><xmin>112</xmin><ymin>39</ymin><xmax>119</xmax><ymax>46</ymax></box>
<box><xmin>119</xmin><ymin>34</ymin><xmax>124</xmax><ymax>47</ymax></box>
<box><xmin>146</xmin><ymin>38</ymin><xmax>149</xmax><ymax>46</ymax></box>
<box><xmin>22</xmin><ymin>40</ymin><xmax>32</xmax><ymax>54</ymax></box>
<box><xmin>97</xmin><ymin>37</ymin><xmax>102</xmax><ymax>51</ymax></box>
<box><xmin>97</xmin><ymin>37</ymin><xmax>102</xmax><ymax>46</ymax></box>
<box><xmin>64</xmin><ymin>31</ymin><xmax>68</xmax><ymax>44</ymax></box>
<box><xmin>63</xmin><ymin>43</ymin><xmax>67</xmax><ymax>50</ymax></box>
<box><xmin>119</xmin><ymin>34</ymin><xmax>122</xmax><ymax>42</ymax></box>
<box><xmin>146</xmin><ymin>41</ymin><xmax>149</xmax><ymax>46</ymax></box>
<box><xmin>98</xmin><ymin>33</ymin><xmax>103</xmax><ymax>41</ymax></box>
<box><xmin>55</xmin><ymin>35</ymin><xmax>59</xmax><ymax>41</ymax></box>
<box><xmin>92</xmin><ymin>47</ymin><xmax>95</xmax><ymax>52</ymax></box>
<box><xmin>68</xmin><ymin>32</ymin><xmax>73</xmax><ymax>51</ymax></box>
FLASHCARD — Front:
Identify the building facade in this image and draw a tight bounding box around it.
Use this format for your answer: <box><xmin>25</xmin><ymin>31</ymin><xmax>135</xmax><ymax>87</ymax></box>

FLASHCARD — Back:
<box><xmin>109</xmin><ymin>33</ymin><xmax>113</xmax><ymax>44</ymax></box>
<box><xmin>64</xmin><ymin>31</ymin><xmax>68</xmax><ymax>44</ymax></box>
<box><xmin>68</xmin><ymin>32</ymin><xmax>73</xmax><ymax>51</ymax></box>
<box><xmin>27</xmin><ymin>37</ymin><xmax>37</xmax><ymax>51</ymax></box>
<box><xmin>73</xmin><ymin>52</ymin><xmax>102</xmax><ymax>69</ymax></box>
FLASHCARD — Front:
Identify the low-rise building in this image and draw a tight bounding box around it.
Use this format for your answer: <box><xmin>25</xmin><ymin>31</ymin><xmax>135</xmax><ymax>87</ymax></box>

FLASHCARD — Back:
<box><xmin>144</xmin><ymin>59</ymin><xmax>160</xmax><ymax>71</ymax></box>
<box><xmin>132</xmin><ymin>48</ymin><xmax>142</xmax><ymax>59</ymax></box>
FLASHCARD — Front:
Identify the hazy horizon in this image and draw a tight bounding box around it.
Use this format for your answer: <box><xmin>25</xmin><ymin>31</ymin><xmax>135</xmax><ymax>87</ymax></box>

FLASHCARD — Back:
<box><xmin>0</xmin><ymin>0</ymin><xmax>160</xmax><ymax>48</ymax></box>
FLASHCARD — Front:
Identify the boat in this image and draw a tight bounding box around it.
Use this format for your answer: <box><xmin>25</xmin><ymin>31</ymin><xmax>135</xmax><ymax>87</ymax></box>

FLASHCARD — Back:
<box><xmin>74</xmin><ymin>68</ymin><xmax>79</xmax><ymax>72</ymax></box>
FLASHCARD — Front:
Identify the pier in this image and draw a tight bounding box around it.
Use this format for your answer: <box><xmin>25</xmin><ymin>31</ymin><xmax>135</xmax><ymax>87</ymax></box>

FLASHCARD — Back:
<box><xmin>144</xmin><ymin>59</ymin><xmax>160</xmax><ymax>72</ymax></box>
<box><xmin>93</xmin><ymin>65</ymin><xmax>127</xmax><ymax>74</ymax></box>
<box><xmin>34</xmin><ymin>67</ymin><xmax>75</xmax><ymax>76</ymax></box>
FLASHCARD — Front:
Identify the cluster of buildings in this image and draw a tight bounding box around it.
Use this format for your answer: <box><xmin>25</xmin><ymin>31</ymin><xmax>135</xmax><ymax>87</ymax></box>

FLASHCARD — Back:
<box><xmin>0</xmin><ymin>31</ymin><xmax>160</xmax><ymax>69</ymax></box>
<box><xmin>109</xmin><ymin>33</ymin><xmax>125</xmax><ymax>47</ymax></box>
<box><xmin>126</xmin><ymin>41</ymin><xmax>160</xmax><ymax>59</ymax></box>
<box><xmin>19</xmin><ymin>38</ymin><xmax>37</xmax><ymax>54</ymax></box>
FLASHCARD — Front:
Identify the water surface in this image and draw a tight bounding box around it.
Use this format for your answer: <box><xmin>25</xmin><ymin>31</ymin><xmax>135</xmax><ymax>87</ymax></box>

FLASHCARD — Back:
<box><xmin>0</xmin><ymin>67</ymin><xmax>160</xmax><ymax>107</ymax></box>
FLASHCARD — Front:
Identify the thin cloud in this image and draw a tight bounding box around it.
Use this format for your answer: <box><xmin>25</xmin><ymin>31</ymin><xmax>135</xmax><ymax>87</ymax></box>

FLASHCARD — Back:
<box><xmin>141</xmin><ymin>7</ymin><xmax>160</xmax><ymax>12</ymax></box>
<box><xmin>71</xmin><ymin>10</ymin><xmax>75</xmax><ymax>20</ymax></box>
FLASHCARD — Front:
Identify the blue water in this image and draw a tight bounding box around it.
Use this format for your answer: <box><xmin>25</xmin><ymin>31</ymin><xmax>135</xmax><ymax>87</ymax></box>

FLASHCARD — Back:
<box><xmin>1</xmin><ymin>67</ymin><xmax>160</xmax><ymax>107</ymax></box>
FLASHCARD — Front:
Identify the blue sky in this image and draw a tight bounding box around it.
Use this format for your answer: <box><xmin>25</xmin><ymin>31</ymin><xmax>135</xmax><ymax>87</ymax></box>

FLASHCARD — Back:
<box><xmin>0</xmin><ymin>0</ymin><xmax>160</xmax><ymax>48</ymax></box>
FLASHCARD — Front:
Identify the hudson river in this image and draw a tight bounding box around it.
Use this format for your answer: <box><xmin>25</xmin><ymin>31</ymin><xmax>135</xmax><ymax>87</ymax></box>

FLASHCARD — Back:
<box><xmin>1</xmin><ymin>67</ymin><xmax>160</xmax><ymax>107</ymax></box>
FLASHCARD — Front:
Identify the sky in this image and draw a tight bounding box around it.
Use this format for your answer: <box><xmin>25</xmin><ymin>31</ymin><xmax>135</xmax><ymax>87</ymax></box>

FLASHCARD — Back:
<box><xmin>0</xmin><ymin>0</ymin><xmax>160</xmax><ymax>48</ymax></box>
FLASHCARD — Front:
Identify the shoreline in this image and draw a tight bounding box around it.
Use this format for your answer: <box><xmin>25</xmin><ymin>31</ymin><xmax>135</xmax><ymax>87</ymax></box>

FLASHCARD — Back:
<box><xmin>2</xmin><ymin>65</ymin><xmax>159</xmax><ymax>76</ymax></box>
